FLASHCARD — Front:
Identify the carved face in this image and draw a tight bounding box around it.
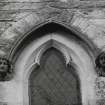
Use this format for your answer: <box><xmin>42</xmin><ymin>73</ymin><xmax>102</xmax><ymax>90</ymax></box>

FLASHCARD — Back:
<box><xmin>0</xmin><ymin>58</ymin><xmax>9</xmax><ymax>72</ymax></box>
<box><xmin>96</xmin><ymin>52</ymin><xmax>105</xmax><ymax>69</ymax></box>
<box><xmin>99</xmin><ymin>52</ymin><xmax>105</xmax><ymax>67</ymax></box>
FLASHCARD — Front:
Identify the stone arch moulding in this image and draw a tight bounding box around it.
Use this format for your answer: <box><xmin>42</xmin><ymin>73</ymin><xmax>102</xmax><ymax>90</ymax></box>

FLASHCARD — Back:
<box><xmin>1</xmin><ymin>20</ymin><xmax>98</xmax><ymax>105</ymax></box>
<box><xmin>28</xmin><ymin>41</ymin><xmax>82</xmax><ymax>105</ymax></box>
<box><xmin>0</xmin><ymin>20</ymin><xmax>99</xmax><ymax>81</ymax></box>
<box><xmin>8</xmin><ymin>20</ymin><xmax>98</xmax><ymax>63</ymax></box>
<box><xmin>24</xmin><ymin>38</ymin><xmax>74</xmax><ymax>79</ymax></box>
<box><xmin>14</xmin><ymin>33</ymin><xmax>97</xmax><ymax>105</ymax></box>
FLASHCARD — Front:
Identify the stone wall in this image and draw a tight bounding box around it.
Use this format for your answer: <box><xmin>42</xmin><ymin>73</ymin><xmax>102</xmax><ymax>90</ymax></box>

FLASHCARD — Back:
<box><xmin>0</xmin><ymin>0</ymin><xmax>105</xmax><ymax>56</ymax></box>
<box><xmin>0</xmin><ymin>0</ymin><xmax>105</xmax><ymax>105</ymax></box>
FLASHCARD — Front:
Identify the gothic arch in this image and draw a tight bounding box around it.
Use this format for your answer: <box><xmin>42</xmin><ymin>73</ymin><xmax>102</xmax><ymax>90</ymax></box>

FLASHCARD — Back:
<box><xmin>8</xmin><ymin>21</ymin><xmax>97</xmax><ymax>63</ymax></box>
<box><xmin>23</xmin><ymin>37</ymin><xmax>78</xmax><ymax>80</ymax></box>
<box><xmin>0</xmin><ymin>21</ymin><xmax>99</xmax><ymax>82</ymax></box>
<box><xmin>29</xmin><ymin>47</ymin><xmax>82</xmax><ymax>105</ymax></box>
<box><xmin>14</xmin><ymin>32</ymin><xmax>97</xmax><ymax>105</ymax></box>
<box><xmin>7</xmin><ymin>20</ymin><xmax>98</xmax><ymax>105</ymax></box>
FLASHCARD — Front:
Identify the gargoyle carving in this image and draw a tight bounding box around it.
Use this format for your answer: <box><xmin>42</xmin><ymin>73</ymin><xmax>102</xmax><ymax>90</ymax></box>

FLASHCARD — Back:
<box><xmin>95</xmin><ymin>52</ymin><xmax>105</xmax><ymax>77</ymax></box>
<box><xmin>0</xmin><ymin>57</ymin><xmax>13</xmax><ymax>81</ymax></box>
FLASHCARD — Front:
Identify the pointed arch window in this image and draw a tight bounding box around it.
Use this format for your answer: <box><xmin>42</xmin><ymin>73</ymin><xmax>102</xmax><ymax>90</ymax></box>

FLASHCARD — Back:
<box><xmin>29</xmin><ymin>48</ymin><xmax>82</xmax><ymax>105</ymax></box>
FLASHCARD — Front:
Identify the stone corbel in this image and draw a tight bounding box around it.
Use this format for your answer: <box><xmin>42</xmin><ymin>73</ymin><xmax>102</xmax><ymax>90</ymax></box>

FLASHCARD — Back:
<box><xmin>95</xmin><ymin>52</ymin><xmax>105</xmax><ymax>77</ymax></box>
<box><xmin>0</xmin><ymin>57</ymin><xmax>13</xmax><ymax>81</ymax></box>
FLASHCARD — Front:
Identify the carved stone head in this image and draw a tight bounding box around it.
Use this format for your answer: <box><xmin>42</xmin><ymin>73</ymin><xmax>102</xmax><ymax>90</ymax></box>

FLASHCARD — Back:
<box><xmin>0</xmin><ymin>58</ymin><xmax>10</xmax><ymax>72</ymax></box>
<box><xmin>95</xmin><ymin>52</ymin><xmax>105</xmax><ymax>76</ymax></box>
<box><xmin>96</xmin><ymin>52</ymin><xmax>105</xmax><ymax>69</ymax></box>
<box><xmin>0</xmin><ymin>57</ymin><xmax>13</xmax><ymax>81</ymax></box>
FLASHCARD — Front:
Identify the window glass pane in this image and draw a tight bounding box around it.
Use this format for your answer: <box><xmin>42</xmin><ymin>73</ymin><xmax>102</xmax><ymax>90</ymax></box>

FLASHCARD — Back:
<box><xmin>29</xmin><ymin>48</ymin><xmax>81</xmax><ymax>105</ymax></box>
